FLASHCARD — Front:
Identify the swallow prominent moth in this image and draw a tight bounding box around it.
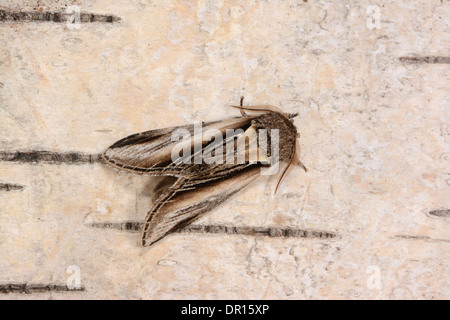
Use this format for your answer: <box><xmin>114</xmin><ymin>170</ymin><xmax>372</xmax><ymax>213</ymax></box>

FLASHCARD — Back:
<box><xmin>102</xmin><ymin>99</ymin><xmax>307</xmax><ymax>247</ymax></box>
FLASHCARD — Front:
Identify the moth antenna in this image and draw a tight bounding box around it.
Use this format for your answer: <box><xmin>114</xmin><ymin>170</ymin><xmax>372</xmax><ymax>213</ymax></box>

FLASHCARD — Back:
<box><xmin>295</xmin><ymin>158</ymin><xmax>308</xmax><ymax>172</ymax></box>
<box><xmin>274</xmin><ymin>139</ymin><xmax>307</xmax><ymax>194</ymax></box>
<box><xmin>274</xmin><ymin>154</ymin><xmax>295</xmax><ymax>195</ymax></box>
<box><xmin>294</xmin><ymin>139</ymin><xmax>307</xmax><ymax>172</ymax></box>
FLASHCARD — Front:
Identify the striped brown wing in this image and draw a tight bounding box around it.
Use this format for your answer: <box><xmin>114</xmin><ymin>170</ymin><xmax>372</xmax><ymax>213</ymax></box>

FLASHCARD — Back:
<box><xmin>102</xmin><ymin>116</ymin><xmax>256</xmax><ymax>176</ymax></box>
<box><xmin>141</xmin><ymin>165</ymin><xmax>262</xmax><ymax>246</ymax></box>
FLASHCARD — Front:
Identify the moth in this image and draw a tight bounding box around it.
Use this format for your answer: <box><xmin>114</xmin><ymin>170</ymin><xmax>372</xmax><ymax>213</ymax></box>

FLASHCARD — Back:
<box><xmin>102</xmin><ymin>98</ymin><xmax>307</xmax><ymax>247</ymax></box>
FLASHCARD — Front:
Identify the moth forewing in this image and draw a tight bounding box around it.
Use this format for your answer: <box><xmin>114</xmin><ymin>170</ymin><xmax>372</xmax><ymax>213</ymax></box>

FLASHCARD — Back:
<box><xmin>202</xmin><ymin>128</ymin><xmax>225</xmax><ymax>165</ymax></box>
<box><xmin>102</xmin><ymin>116</ymin><xmax>257</xmax><ymax>174</ymax></box>
<box><xmin>141</xmin><ymin>166</ymin><xmax>262</xmax><ymax>247</ymax></box>
<box><xmin>236</xmin><ymin>126</ymin><xmax>259</xmax><ymax>164</ymax></box>
<box><xmin>170</xmin><ymin>127</ymin><xmax>194</xmax><ymax>165</ymax></box>
<box><xmin>256</xmin><ymin>128</ymin><xmax>271</xmax><ymax>165</ymax></box>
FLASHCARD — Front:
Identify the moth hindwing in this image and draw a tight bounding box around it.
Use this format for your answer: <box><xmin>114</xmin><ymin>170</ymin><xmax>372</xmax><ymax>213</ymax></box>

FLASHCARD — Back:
<box><xmin>103</xmin><ymin>104</ymin><xmax>306</xmax><ymax>247</ymax></box>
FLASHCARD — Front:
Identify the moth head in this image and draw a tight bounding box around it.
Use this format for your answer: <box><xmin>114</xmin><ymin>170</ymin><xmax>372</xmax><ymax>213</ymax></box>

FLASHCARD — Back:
<box><xmin>230</xmin><ymin>102</ymin><xmax>307</xmax><ymax>194</ymax></box>
<box><xmin>266</xmin><ymin>111</ymin><xmax>307</xmax><ymax>194</ymax></box>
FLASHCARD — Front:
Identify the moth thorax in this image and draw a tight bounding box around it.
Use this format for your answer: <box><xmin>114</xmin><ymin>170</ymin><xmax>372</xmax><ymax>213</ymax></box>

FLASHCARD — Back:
<box><xmin>253</xmin><ymin>112</ymin><xmax>297</xmax><ymax>162</ymax></box>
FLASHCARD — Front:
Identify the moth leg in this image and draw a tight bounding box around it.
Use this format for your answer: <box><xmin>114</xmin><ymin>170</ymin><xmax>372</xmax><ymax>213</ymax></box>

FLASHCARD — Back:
<box><xmin>274</xmin><ymin>138</ymin><xmax>307</xmax><ymax>194</ymax></box>
<box><xmin>141</xmin><ymin>177</ymin><xmax>187</xmax><ymax>247</ymax></box>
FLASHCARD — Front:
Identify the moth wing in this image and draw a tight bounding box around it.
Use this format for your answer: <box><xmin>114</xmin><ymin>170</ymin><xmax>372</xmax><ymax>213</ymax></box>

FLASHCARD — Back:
<box><xmin>102</xmin><ymin>117</ymin><xmax>256</xmax><ymax>176</ymax></box>
<box><xmin>141</xmin><ymin>165</ymin><xmax>262</xmax><ymax>246</ymax></box>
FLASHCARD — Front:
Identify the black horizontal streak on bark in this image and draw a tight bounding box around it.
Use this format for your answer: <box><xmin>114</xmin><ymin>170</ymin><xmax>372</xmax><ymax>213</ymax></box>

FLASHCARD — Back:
<box><xmin>392</xmin><ymin>235</ymin><xmax>450</xmax><ymax>243</ymax></box>
<box><xmin>428</xmin><ymin>209</ymin><xmax>450</xmax><ymax>217</ymax></box>
<box><xmin>88</xmin><ymin>221</ymin><xmax>143</xmax><ymax>232</ymax></box>
<box><xmin>181</xmin><ymin>225</ymin><xmax>338</xmax><ymax>239</ymax></box>
<box><xmin>0</xmin><ymin>10</ymin><xmax>120</xmax><ymax>23</ymax></box>
<box><xmin>87</xmin><ymin>222</ymin><xmax>338</xmax><ymax>239</ymax></box>
<box><xmin>0</xmin><ymin>183</ymin><xmax>24</xmax><ymax>191</ymax></box>
<box><xmin>399</xmin><ymin>56</ymin><xmax>450</xmax><ymax>64</ymax></box>
<box><xmin>0</xmin><ymin>151</ymin><xmax>101</xmax><ymax>164</ymax></box>
<box><xmin>0</xmin><ymin>283</ymin><xmax>84</xmax><ymax>294</ymax></box>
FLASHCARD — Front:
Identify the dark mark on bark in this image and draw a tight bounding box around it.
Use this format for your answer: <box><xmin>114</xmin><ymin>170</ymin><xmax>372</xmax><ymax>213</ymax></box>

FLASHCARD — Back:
<box><xmin>0</xmin><ymin>183</ymin><xmax>24</xmax><ymax>191</ymax></box>
<box><xmin>428</xmin><ymin>209</ymin><xmax>450</xmax><ymax>217</ymax></box>
<box><xmin>88</xmin><ymin>221</ymin><xmax>143</xmax><ymax>232</ymax></box>
<box><xmin>86</xmin><ymin>221</ymin><xmax>338</xmax><ymax>239</ymax></box>
<box><xmin>399</xmin><ymin>56</ymin><xmax>450</xmax><ymax>64</ymax></box>
<box><xmin>95</xmin><ymin>129</ymin><xmax>113</xmax><ymax>133</ymax></box>
<box><xmin>392</xmin><ymin>235</ymin><xmax>450</xmax><ymax>243</ymax></box>
<box><xmin>0</xmin><ymin>283</ymin><xmax>84</xmax><ymax>294</ymax></box>
<box><xmin>0</xmin><ymin>151</ymin><xmax>101</xmax><ymax>164</ymax></box>
<box><xmin>0</xmin><ymin>9</ymin><xmax>120</xmax><ymax>23</ymax></box>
